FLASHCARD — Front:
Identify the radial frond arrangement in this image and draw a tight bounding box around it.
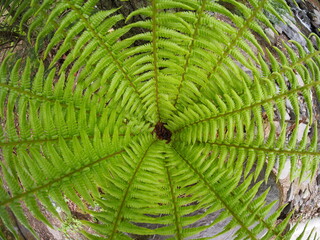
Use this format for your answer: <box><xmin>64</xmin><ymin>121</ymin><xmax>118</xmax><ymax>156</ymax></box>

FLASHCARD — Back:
<box><xmin>0</xmin><ymin>0</ymin><xmax>319</xmax><ymax>239</ymax></box>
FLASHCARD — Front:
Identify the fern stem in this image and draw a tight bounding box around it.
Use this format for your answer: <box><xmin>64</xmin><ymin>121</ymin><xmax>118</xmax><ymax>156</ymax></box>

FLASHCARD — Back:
<box><xmin>0</xmin><ymin>133</ymin><xmax>136</xmax><ymax>147</ymax></box>
<box><xmin>205</xmin><ymin>142</ymin><xmax>320</xmax><ymax>157</ymax></box>
<box><xmin>210</xmin><ymin>145</ymin><xmax>290</xmax><ymax>237</ymax></box>
<box><xmin>178</xmin><ymin>37</ymin><xmax>320</xmax><ymax>133</ymax></box>
<box><xmin>0</xmin><ymin>82</ymin><xmax>109</xmax><ymax>119</ymax></box>
<box><xmin>271</xmin><ymin>50</ymin><xmax>320</xmax><ymax>77</ymax></box>
<box><xmin>200</xmin><ymin>0</ymin><xmax>268</xmax><ymax>92</ymax></box>
<box><xmin>0</xmin><ymin>82</ymin><xmax>72</xmax><ymax>108</ymax></box>
<box><xmin>165</xmin><ymin>166</ymin><xmax>182</xmax><ymax>240</ymax></box>
<box><xmin>173</xmin><ymin>145</ymin><xmax>284</xmax><ymax>238</ymax></box>
<box><xmin>0</xmin><ymin>150</ymin><xmax>125</xmax><ymax>206</ymax></box>
<box><xmin>108</xmin><ymin>141</ymin><xmax>155</xmax><ymax>240</ymax></box>
<box><xmin>175</xmin><ymin>80</ymin><xmax>320</xmax><ymax>132</ymax></box>
<box><xmin>172</xmin><ymin>146</ymin><xmax>258</xmax><ymax>240</ymax></box>
<box><xmin>0</xmin><ymin>136</ymin><xmax>74</xmax><ymax>147</ymax></box>
<box><xmin>67</xmin><ymin>1</ymin><xmax>145</xmax><ymax>109</ymax></box>
<box><xmin>151</xmin><ymin>0</ymin><xmax>161</xmax><ymax>122</ymax></box>
<box><xmin>173</xmin><ymin>0</ymin><xmax>207</xmax><ymax>108</ymax></box>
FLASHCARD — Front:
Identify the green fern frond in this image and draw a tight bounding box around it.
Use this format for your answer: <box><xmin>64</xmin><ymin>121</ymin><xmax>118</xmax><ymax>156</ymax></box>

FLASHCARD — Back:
<box><xmin>0</xmin><ymin>0</ymin><xmax>319</xmax><ymax>239</ymax></box>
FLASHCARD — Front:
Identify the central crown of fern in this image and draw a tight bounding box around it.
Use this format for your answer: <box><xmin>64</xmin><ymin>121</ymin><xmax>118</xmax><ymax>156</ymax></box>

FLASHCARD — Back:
<box><xmin>0</xmin><ymin>0</ymin><xmax>319</xmax><ymax>239</ymax></box>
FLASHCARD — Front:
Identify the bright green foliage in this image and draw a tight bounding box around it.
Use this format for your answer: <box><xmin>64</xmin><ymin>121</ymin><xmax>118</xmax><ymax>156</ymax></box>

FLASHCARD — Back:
<box><xmin>0</xmin><ymin>0</ymin><xmax>320</xmax><ymax>239</ymax></box>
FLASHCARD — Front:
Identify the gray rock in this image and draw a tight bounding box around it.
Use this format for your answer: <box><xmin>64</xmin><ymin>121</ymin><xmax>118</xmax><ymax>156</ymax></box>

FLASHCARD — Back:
<box><xmin>293</xmin><ymin>8</ymin><xmax>312</xmax><ymax>32</ymax></box>
<box><xmin>274</xmin><ymin>14</ymin><xmax>307</xmax><ymax>47</ymax></box>
<box><xmin>287</xmin><ymin>183</ymin><xmax>294</xmax><ymax>201</ymax></box>
<box><xmin>311</xmin><ymin>9</ymin><xmax>320</xmax><ymax>28</ymax></box>
<box><xmin>275</xmin><ymin>24</ymin><xmax>283</xmax><ymax>34</ymax></box>
<box><xmin>265</xmin><ymin>28</ymin><xmax>277</xmax><ymax>44</ymax></box>
<box><xmin>278</xmin><ymin>159</ymin><xmax>291</xmax><ymax>180</ymax></box>
<box><xmin>302</xmin><ymin>189</ymin><xmax>310</xmax><ymax>200</ymax></box>
<box><xmin>290</xmin><ymin>217</ymin><xmax>320</xmax><ymax>239</ymax></box>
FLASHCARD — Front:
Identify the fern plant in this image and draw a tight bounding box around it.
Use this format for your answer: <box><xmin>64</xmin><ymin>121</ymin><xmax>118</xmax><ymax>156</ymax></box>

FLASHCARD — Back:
<box><xmin>0</xmin><ymin>0</ymin><xmax>320</xmax><ymax>239</ymax></box>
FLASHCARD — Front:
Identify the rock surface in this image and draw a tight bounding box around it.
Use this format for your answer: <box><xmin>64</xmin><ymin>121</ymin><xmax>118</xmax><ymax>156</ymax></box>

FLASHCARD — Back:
<box><xmin>290</xmin><ymin>217</ymin><xmax>320</xmax><ymax>240</ymax></box>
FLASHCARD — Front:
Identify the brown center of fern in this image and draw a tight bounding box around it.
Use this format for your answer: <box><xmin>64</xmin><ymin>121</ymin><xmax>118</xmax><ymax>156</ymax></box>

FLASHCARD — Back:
<box><xmin>153</xmin><ymin>122</ymin><xmax>172</xmax><ymax>143</ymax></box>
